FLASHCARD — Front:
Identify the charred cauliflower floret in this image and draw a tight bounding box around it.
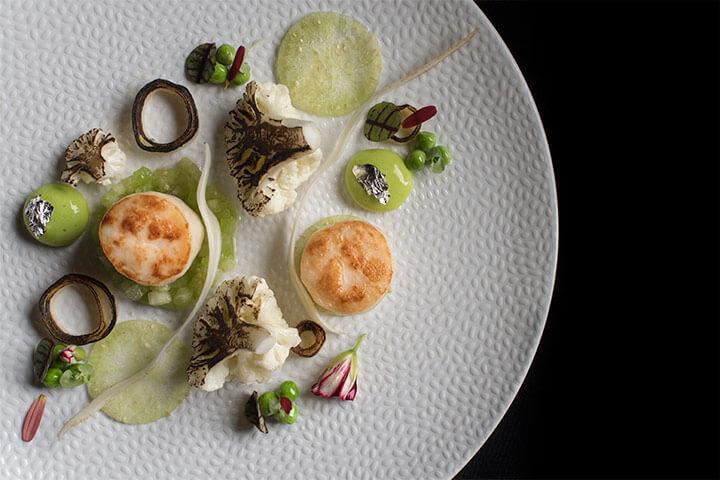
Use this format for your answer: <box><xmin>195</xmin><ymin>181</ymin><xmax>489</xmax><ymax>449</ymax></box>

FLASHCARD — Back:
<box><xmin>187</xmin><ymin>276</ymin><xmax>300</xmax><ymax>391</ymax></box>
<box><xmin>61</xmin><ymin>128</ymin><xmax>126</xmax><ymax>186</ymax></box>
<box><xmin>224</xmin><ymin>82</ymin><xmax>322</xmax><ymax>217</ymax></box>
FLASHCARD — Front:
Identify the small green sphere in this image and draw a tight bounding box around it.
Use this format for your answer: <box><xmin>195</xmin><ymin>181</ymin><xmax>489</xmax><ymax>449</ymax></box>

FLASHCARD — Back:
<box><xmin>415</xmin><ymin>131</ymin><xmax>437</xmax><ymax>153</ymax></box>
<box><xmin>43</xmin><ymin>367</ymin><xmax>63</xmax><ymax>388</ymax></box>
<box><xmin>428</xmin><ymin>146</ymin><xmax>452</xmax><ymax>173</ymax></box>
<box><xmin>23</xmin><ymin>183</ymin><xmax>88</xmax><ymax>247</ymax></box>
<box><xmin>279</xmin><ymin>380</ymin><xmax>299</xmax><ymax>401</ymax></box>
<box><xmin>52</xmin><ymin>343</ymin><xmax>67</xmax><ymax>358</ymax></box>
<box><xmin>209</xmin><ymin>63</ymin><xmax>228</xmax><ymax>84</ymax></box>
<box><xmin>344</xmin><ymin>149</ymin><xmax>414</xmax><ymax>212</ymax></box>
<box><xmin>51</xmin><ymin>358</ymin><xmax>66</xmax><ymax>370</ymax></box>
<box><xmin>405</xmin><ymin>150</ymin><xmax>427</xmax><ymax>171</ymax></box>
<box><xmin>216</xmin><ymin>44</ymin><xmax>236</xmax><ymax>66</ymax></box>
<box><xmin>231</xmin><ymin>63</ymin><xmax>251</xmax><ymax>86</ymax></box>
<box><xmin>258</xmin><ymin>390</ymin><xmax>280</xmax><ymax>416</ymax></box>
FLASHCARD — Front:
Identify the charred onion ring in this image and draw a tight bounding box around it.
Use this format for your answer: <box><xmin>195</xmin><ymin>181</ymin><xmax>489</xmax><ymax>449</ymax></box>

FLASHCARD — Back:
<box><xmin>291</xmin><ymin>320</ymin><xmax>326</xmax><ymax>357</ymax></box>
<box><xmin>131</xmin><ymin>78</ymin><xmax>199</xmax><ymax>153</ymax></box>
<box><xmin>39</xmin><ymin>274</ymin><xmax>117</xmax><ymax>345</ymax></box>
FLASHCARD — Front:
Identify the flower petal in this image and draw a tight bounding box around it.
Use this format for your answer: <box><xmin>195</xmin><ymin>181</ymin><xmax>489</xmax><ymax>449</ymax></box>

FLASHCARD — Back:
<box><xmin>22</xmin><ymin>395</ymin><xmax>47</xmax><ymax>442</ymax></box>
<box><xmin>311</xmin><ymin>357</ymin><xmax>352</xmax><ymax>398</ymax></box>
<box><xmin>340</xmin><ymin>381</ymin><xmax>357</xmax><ymax>401</ymax></box>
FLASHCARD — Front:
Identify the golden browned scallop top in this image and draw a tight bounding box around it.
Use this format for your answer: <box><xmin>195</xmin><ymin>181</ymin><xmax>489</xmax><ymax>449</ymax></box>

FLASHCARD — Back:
<box><xmin>99</xmin><ymin>192</ymin><xmax>204</xmax><ymax>286</ymax></box>
<box><xmin>300</xmin><ymin>220</ymin><xmax>393</xmax><ymax>315</ymax></box>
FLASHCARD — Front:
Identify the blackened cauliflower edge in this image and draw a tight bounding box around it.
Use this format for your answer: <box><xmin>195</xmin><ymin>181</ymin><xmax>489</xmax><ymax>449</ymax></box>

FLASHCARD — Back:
<box><xmin>224</xmin><ymin>81</ymin><xmax>315</xmax><ymax>216</ymax></box>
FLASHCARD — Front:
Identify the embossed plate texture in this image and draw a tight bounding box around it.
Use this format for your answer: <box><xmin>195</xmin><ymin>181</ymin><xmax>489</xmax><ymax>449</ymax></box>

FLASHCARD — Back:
<box><xmin>0</xmin><ymin>0</ymin><xmax>557</xmax><ymax>478</ymax></box>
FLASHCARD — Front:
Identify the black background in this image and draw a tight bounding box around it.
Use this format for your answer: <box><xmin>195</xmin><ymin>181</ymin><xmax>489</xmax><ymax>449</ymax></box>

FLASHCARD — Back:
<box><xmin>455</xmin><ymin>2</ymin><xmax>719</xmax><ymax>479</ymax></box>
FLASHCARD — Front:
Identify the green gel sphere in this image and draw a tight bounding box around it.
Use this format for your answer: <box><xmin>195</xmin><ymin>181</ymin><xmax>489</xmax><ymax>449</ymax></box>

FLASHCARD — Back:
<box><xmin>344</xmin><ymin>149</ymin><xmax>413</xmax><ymax>212</ymax></box>
<box><xmin>23</xmin><ymin>183</ymin><xmax>88</xmax><ymax>247</ymax></box>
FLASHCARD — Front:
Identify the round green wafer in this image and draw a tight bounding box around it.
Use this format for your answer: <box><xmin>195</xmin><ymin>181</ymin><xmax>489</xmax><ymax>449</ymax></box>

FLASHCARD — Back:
<box><xmin>87</xmin><ymin>320</ymin><xmax>191</xmax><ymax>425</ymax></box>
<box><xmin>275</xmin><ymin>12</ymin><xmax>382</xmax><ymax>117</ymax></box>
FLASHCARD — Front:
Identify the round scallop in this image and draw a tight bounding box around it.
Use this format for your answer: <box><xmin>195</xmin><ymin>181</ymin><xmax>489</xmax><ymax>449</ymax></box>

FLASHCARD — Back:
<box><xmin>300</xmin><ymin>219</ymin><xmax>393</xmax><ymax>315</ymax></box>
<box><xmin>99</xmin><ymin>192</ymin><xmax>204</xmax><ymax>286</ymax></box>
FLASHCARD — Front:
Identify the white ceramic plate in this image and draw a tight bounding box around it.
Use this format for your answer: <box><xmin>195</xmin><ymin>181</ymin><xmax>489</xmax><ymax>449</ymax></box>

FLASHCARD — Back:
<box><xmin>0</xmin><ymin>1</ymin><xmax>557</xmax><ymax>478</ymax></box>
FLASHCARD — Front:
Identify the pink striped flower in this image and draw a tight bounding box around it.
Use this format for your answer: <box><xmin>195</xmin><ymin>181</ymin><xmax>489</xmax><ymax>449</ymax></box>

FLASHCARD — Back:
<box><xmin>311</xmin><ymin>334</ymin><xmax>367</xmax><ymax>401</ymax></box>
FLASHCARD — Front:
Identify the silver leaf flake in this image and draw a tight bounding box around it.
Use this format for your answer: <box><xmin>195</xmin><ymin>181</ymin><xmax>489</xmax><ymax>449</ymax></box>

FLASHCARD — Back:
<box><xmin>24</xmin><ymin>196</ymin><xmax>54</xmax><ymax>238</ymax></box>
<box><xmin>352</xmin><ymin>164</ymin><xmax>390</xmax><ymax>205</ymax></box>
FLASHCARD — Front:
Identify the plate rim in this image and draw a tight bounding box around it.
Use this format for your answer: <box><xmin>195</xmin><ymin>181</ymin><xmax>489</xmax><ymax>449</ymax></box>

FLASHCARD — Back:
<box><xmin>449</xmin><ymin>2</ymin><xmax>559</xmax><ymax>478</ymax></box>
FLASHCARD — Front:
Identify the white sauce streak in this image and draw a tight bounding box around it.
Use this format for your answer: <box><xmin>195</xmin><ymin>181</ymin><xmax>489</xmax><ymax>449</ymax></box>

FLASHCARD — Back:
<box><xmin>288</xmin><ymin>29</ymin><xmax>479</xmax><ymax>335</ymax></box>
<box><xmin>60</xmin><ymin>144</ymin><xmax>222</xmax><ymax>436</ymax></box>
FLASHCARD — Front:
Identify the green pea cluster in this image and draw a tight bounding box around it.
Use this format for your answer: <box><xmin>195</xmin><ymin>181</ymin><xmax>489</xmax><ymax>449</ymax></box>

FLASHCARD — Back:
<box><xmin>404</xmin><ymin>131</ymin><xmax>452</xmax><ymax>173</ymax></box>
<box><xmin>209</xmin><ymin>44</ymin><xmax>251</xmax><ymax>86</ymax></box>
<box><xmin>258</xmin><ymin>380</ymin><xmax>300</xmax><ymax>425</ymax></box>
<box><xmin>40</xmin><ymin>344</ymin><xmax>93</xmax><ymax>389</ymax></box>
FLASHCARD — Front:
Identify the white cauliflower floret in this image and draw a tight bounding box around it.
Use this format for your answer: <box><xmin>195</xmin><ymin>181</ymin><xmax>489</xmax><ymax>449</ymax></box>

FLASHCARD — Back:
<box><xmin>187</xmin><ymin>276</ymin><xmax>299</xmax><ymax>391</ymax></box>
<box><xmin>258</xmin><ymin>148</ymin><xmax>323</xmax><ymax>216</ymax></box>
<box><xmin>202</xmin><ymin>361</ymin><xmax>231</xmax><ymax>392</ymax></box>
<box><xmin>92</xmin><ymin>139</ymin><xmax>126</xmax><ymax>185</ymax></box>
<box><xmin>226</xmin><ymin>278</ymin><xmax>301</xmax><ymax>383</ymax></box>
<box><xmin>254</xmin><ymin>82</ymin><xmax>298</xmax><ymax>119</ymax></box>
<box><xmin>225</xmin><ymin>81</ymin><xmax>323</xmax><ymax>217</ymax></box>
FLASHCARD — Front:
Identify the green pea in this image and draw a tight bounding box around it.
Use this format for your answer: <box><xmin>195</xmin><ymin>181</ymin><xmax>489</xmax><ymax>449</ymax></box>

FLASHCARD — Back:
<box><xmin>43</xmin><ymin>367</ymin><xmax>63</xmax><ymax>388</ymax></box>
<box><xmin>278</xmin><ymin>380</ymin><xmax>299</xmax><ymax>401</ymax></box>
<box><xmin>73</xmin><ymin>346</ymin><xmax>86</xmax><ymax>362</ymax></box>
<box><xmin>428</xmin><ymin>145</ymin><xmax>452</xmax><ymax>173</ymax></box>
<box><xmin>52</xmin><ymin>343</ymin><xmax>66</xmax><ymax>358</ymax></box>
<box><xmin>274</xmin><ymin>397</ymin><xmax>298</xmax><ymax>424</ymax></box>
<box><xmin>231</xmin><ymin>63</ymin><xmax>251</xmax><ymax>86</ymax></box>
<box><xmin>215</xmin><ymin>44</ymin><xmax>236</xmax><ymax>66</ymax></box>
<box><xmin>209</xmin><ymin>63</ymin><xmax>228</xmax><ymax>84</ymax></box>
<box><xmin>415</xmin><ymin>131</ymin><xmax>437</xmax><ymax>153</ymax></box>
<box><xmin>405</xmin><ymin>150</ymin><xmax>426</xmax><ymax>171</ymax></box>
<box><xmin>50</xmin><ymin>358</ymin><xmax>67</xmax><ymax>370</ymax></box>
<box><xmin>258</xmin><ymin>391</ymin><xmax>280</xmax><ymax>416</ymax></box>
<box><xmin>23</xmin><ymin>183</ymin><xmax>89</xmax><ymax>247</ymax></box>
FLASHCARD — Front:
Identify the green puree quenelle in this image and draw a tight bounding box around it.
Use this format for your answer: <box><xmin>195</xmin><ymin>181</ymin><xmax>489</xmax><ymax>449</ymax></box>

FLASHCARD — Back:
<box><xmin>344</xmin><ymin>149</ymin><xmax>413</xmax><ymax>212</ymax></box>
<box><xmin>23</xmin><ymin>183</ymin><xmax>89</xmax><ymax>247</ymax></box>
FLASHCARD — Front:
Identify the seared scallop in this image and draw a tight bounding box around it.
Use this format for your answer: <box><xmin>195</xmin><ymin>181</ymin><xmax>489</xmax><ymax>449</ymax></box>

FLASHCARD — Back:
<box><xmin>300</xmin><ymin>220</ymin><xmax>392</xmax><ymax>315</ymax></box>
<box><xmin>99</xmin><ymin>192</ymin><xmax>204</xmax><ymax>286</ymax></box>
